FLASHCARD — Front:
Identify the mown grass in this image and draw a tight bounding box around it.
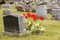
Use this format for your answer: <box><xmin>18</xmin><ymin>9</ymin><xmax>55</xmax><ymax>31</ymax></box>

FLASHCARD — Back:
<box><xmin>0</xmin><ymin>8</ymin><xmax>60</xmax><ymax>40</ymax></box>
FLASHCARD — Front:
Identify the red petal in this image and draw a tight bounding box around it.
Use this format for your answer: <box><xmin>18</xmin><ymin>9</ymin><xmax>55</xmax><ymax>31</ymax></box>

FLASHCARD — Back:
<box><xmin>27</xmin><ymin>13</ymin><xmax>31</xmax><ymax>18</ymax></box>
<box><xmin>40</xmin><ymin>16</ymin><xmax>44</xmax><ymax>21</ymax></box>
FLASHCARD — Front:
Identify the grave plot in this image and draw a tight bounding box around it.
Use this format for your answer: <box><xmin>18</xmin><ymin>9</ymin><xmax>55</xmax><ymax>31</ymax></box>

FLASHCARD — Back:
<box><xmin>3</xmin><ymin>14</ymin><xmax>26</xmax><ymax>36</ymax></box>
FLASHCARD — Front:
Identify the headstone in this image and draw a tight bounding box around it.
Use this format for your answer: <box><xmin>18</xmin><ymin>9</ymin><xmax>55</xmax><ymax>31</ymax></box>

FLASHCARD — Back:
<box><xmin>2</xmin><ymin>4</ymin><xmax>10</xmax><ymax>8</ymax></box>
<box><xmin>57</xmin><ymin>1</ymin><xmax>60</xmax><ymax>7</ymax></box>
<box><xmin>16</xmin><ymin>5</ymin><xmax>24</xmax><ymax>12</ymax></box>
<box><xmin>9</xmin><ymin>0</ymin><xmax>14</xmax><ymax>4</ymax></box>
<box><xmin>24</xmin><ymin>0</ymin><xmax>31</xmax><ymax>3</ymax></box>
<box><xmin>35</xmin><ymin>5</ymin><xmax>47</xmax><ymax>18</ymax></box>
<box><xmin>3</xmin><ymin>14</ymin><xmax>26</xmax><ymax>36</ymax></box>
<box><xmin>51</xmin><ymin>9</ymin><xmax>60</xmax><ymax>20</ymax></box>
<box><xmin>16</xmin><ymin>6</ymin><xmax>24</xmax><ymax>12</ymax></box>
<box><xmin>25</xmin><ymin>4</ymin><xmax>32</xmax><ymax>12</ymax></box>
<box><xmin>3</xmin><ymin>9</ymin><xmax>13</xmax><ymax>15</ymax></box>
<box><xmin>9</xmin><ymin>2</ymin><xmax>14</xmax><ymax>4</ymax></box>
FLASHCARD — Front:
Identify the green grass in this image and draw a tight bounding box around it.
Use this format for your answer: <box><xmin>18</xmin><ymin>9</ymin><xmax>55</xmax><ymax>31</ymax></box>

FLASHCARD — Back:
<box><xmin>0</xmin><ymin>8</ymin><xmax>60</xmax><ymax>40</ymax></box>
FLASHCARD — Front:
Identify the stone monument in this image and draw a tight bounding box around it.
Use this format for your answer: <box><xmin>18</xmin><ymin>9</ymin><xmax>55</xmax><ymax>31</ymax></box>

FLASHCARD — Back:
<box><xmin>3</xmin><ymin>14</ymin><xmax>26</xmax><ymax>36</ymax></box>
<box><xmin>3</xmin><ymin>9</ymin><xmax>13</xmax><ymax>15</ymax></box>
<box><xmin>51</xmin><ymin>9</ymin><xmax>60</xmax><ymax>20</ymax></box>
<box><xmin>35</xmin><ymin>5</ymin><xmax>47</xmax><ymax>18</ymax></box>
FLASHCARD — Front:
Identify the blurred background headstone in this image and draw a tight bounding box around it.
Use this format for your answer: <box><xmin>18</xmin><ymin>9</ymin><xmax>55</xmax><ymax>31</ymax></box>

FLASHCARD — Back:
<box><xmin>3</xmin><ymin>9</ymin><xmax>13</xmax><ymax>15</ymax></box>
<box><xmin>35</xmin><ymin>5</ymin><xmax>47</xmax><ymax>18</ymax></box>
<box><xmin>51</xmin><ymin>9</ymin><xmax>60</xmax><ymax>20</ymax></box>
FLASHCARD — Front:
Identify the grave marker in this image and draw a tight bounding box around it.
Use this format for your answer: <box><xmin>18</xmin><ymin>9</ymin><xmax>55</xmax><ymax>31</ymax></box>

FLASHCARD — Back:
<box><xmin>2</xmin><ymin>4</ymin><xmax>10</xmax><ymax>8</ymax></box>
<box><xmin>3</xmin><ymin>9</ymin><xmax>13</xmax><ymax>15</ymax></box>
<box><xmin>16</xmin><ymin>6</ymin><xmax>24</xmax><ymax>12</ymax></box>
<box><xmin>35</xmin><ymin>5</ymin><xmax>47</xmax><ymax>18</ymax></box>
<box><xmin>3</xmin><ymin>14</ymin><xmax>26</xmax><ymax>36</ymax></box>
<box><xmin>51</xmin><ymin>9</ymin><xmax>60</xmax><ymax>20</ymax></box>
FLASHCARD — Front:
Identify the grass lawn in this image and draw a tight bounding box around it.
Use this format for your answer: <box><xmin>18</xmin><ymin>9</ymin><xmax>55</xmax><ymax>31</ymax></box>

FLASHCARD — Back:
<box><xmin>0</xmin><ymin>8</ymin><xmax>60</xmax><ymax>40</ymax></box>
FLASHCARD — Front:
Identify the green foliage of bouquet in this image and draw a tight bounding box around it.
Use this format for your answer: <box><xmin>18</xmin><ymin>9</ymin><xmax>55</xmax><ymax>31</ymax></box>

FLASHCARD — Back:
<box><xmin>26</xmin><ymin>19</ymin><xmax>45</xmax><ymax>34</ymax></box>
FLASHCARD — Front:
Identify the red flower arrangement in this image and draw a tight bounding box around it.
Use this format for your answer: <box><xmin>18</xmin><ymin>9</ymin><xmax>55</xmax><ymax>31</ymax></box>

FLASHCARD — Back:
<box><xmin>23</xmin><ymin>13</ymin><xmax>45</xmax><ymax>21</ymax></box>
<box><xmin>27</xmin><ymin>12</ymin><xmax>31</xmax><ymax>18</ymax></box>
<box><xmin>31</xmin><ymin>14</ymin><xmax>38</xmax><ymax>21</ymax></box>
<box><xmin>23</xmin><ymin>12</ymin><xmax>31</xmax><ymax>18</ymax></box>
<box><xmin>40</xmin><ymin>16</ymin><xmax>44</xmax><ymax>21</ymax></box>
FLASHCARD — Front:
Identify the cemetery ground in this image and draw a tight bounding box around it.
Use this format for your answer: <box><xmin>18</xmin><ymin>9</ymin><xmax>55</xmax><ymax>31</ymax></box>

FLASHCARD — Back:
<box><xmin>0</xmin><ymin>9</ymin><xmax>60</xmax><ymax>40</ymax></box>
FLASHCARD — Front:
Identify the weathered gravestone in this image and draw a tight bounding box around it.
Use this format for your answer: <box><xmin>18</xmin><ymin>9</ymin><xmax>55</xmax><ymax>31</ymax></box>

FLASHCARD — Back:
<box><xmin>3</xmin><ymin>14</ymin><xmax>26</xmax><ymax>36</ymax></box>
<box><xmin>9</xmin><ymin>0</ymin><xmax>14</xmax><ymax>4</ymax></box>
<box><xmin>2</xmin><ymin>4</ymin><xmax>10</xmax><ymax>8</ymax></box>
<box><xmin>51</xmin><ymin>9</ymin><xmax>60</xmax><ymax>20</ymax></box>
<box><xmin>57</xmin><ymin>1</ymin><xmax>60</xmax><ymax>7</ymax></box>
<box><xmin>25</xmin><ymin>4</ymin><xmax>32</xmax><ymax>12</ymax></box>
<box><xmin>35</xmin><ymin>5</ymin><xmax>47</xmax><ymax>18</ymax></box>
<box><xmin>3</xmin><ymin>9</ymin><xmax>13</xmax><ymax>15</ymax></box>
<box><xmin>16</xmin><ymin>6</ymin><xmax>24</xmax><ymax>12</ymax></box>
<box><xmin>16</xmin><ymin>2</ymin><xmax>24</xmax><ymax>12</ymax></box>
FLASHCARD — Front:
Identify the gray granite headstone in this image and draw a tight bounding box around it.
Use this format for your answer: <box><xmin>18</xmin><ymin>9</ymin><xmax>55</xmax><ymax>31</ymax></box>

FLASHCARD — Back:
<box><xmin>3</xmin><ymin>9</ymin><xmax>13</xmax><ymax>15</ymax></box>
<box><xmin>3</xmin><ymin>14</ymin><xmax>26</xmax><ymax>36</ymax></box>
<box><xmin>16</xmin><ymin>6</ymin><xmax>24</xmax><ymax>12</ymax></box>
<box><xmin>57</xmin><ymin>1</ymin><xmax>60</xmax><ymax>7</ymax></box>
<box><xmin>35</xmin><ymin>5</ymin><xmax>47</xmax><ymax>18</ymax></box>
<box><xmin>51</xmin><ymin>9</ymin><xmax>60</xmax><ymax>20</ymax></box>
<box><xmin>25</xmin><ymin>4</ymin><xmax>32</xmax><ymax>12</ymax></box>
<box><xmin>2</xmin><ymin>4</ymin><xmax>10</xmax><ymax>8</ymax></box>
<box><xmin>9</xmin><ymin>0</ymin><xmax>14</xmax><ymax>4</ymax></box>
